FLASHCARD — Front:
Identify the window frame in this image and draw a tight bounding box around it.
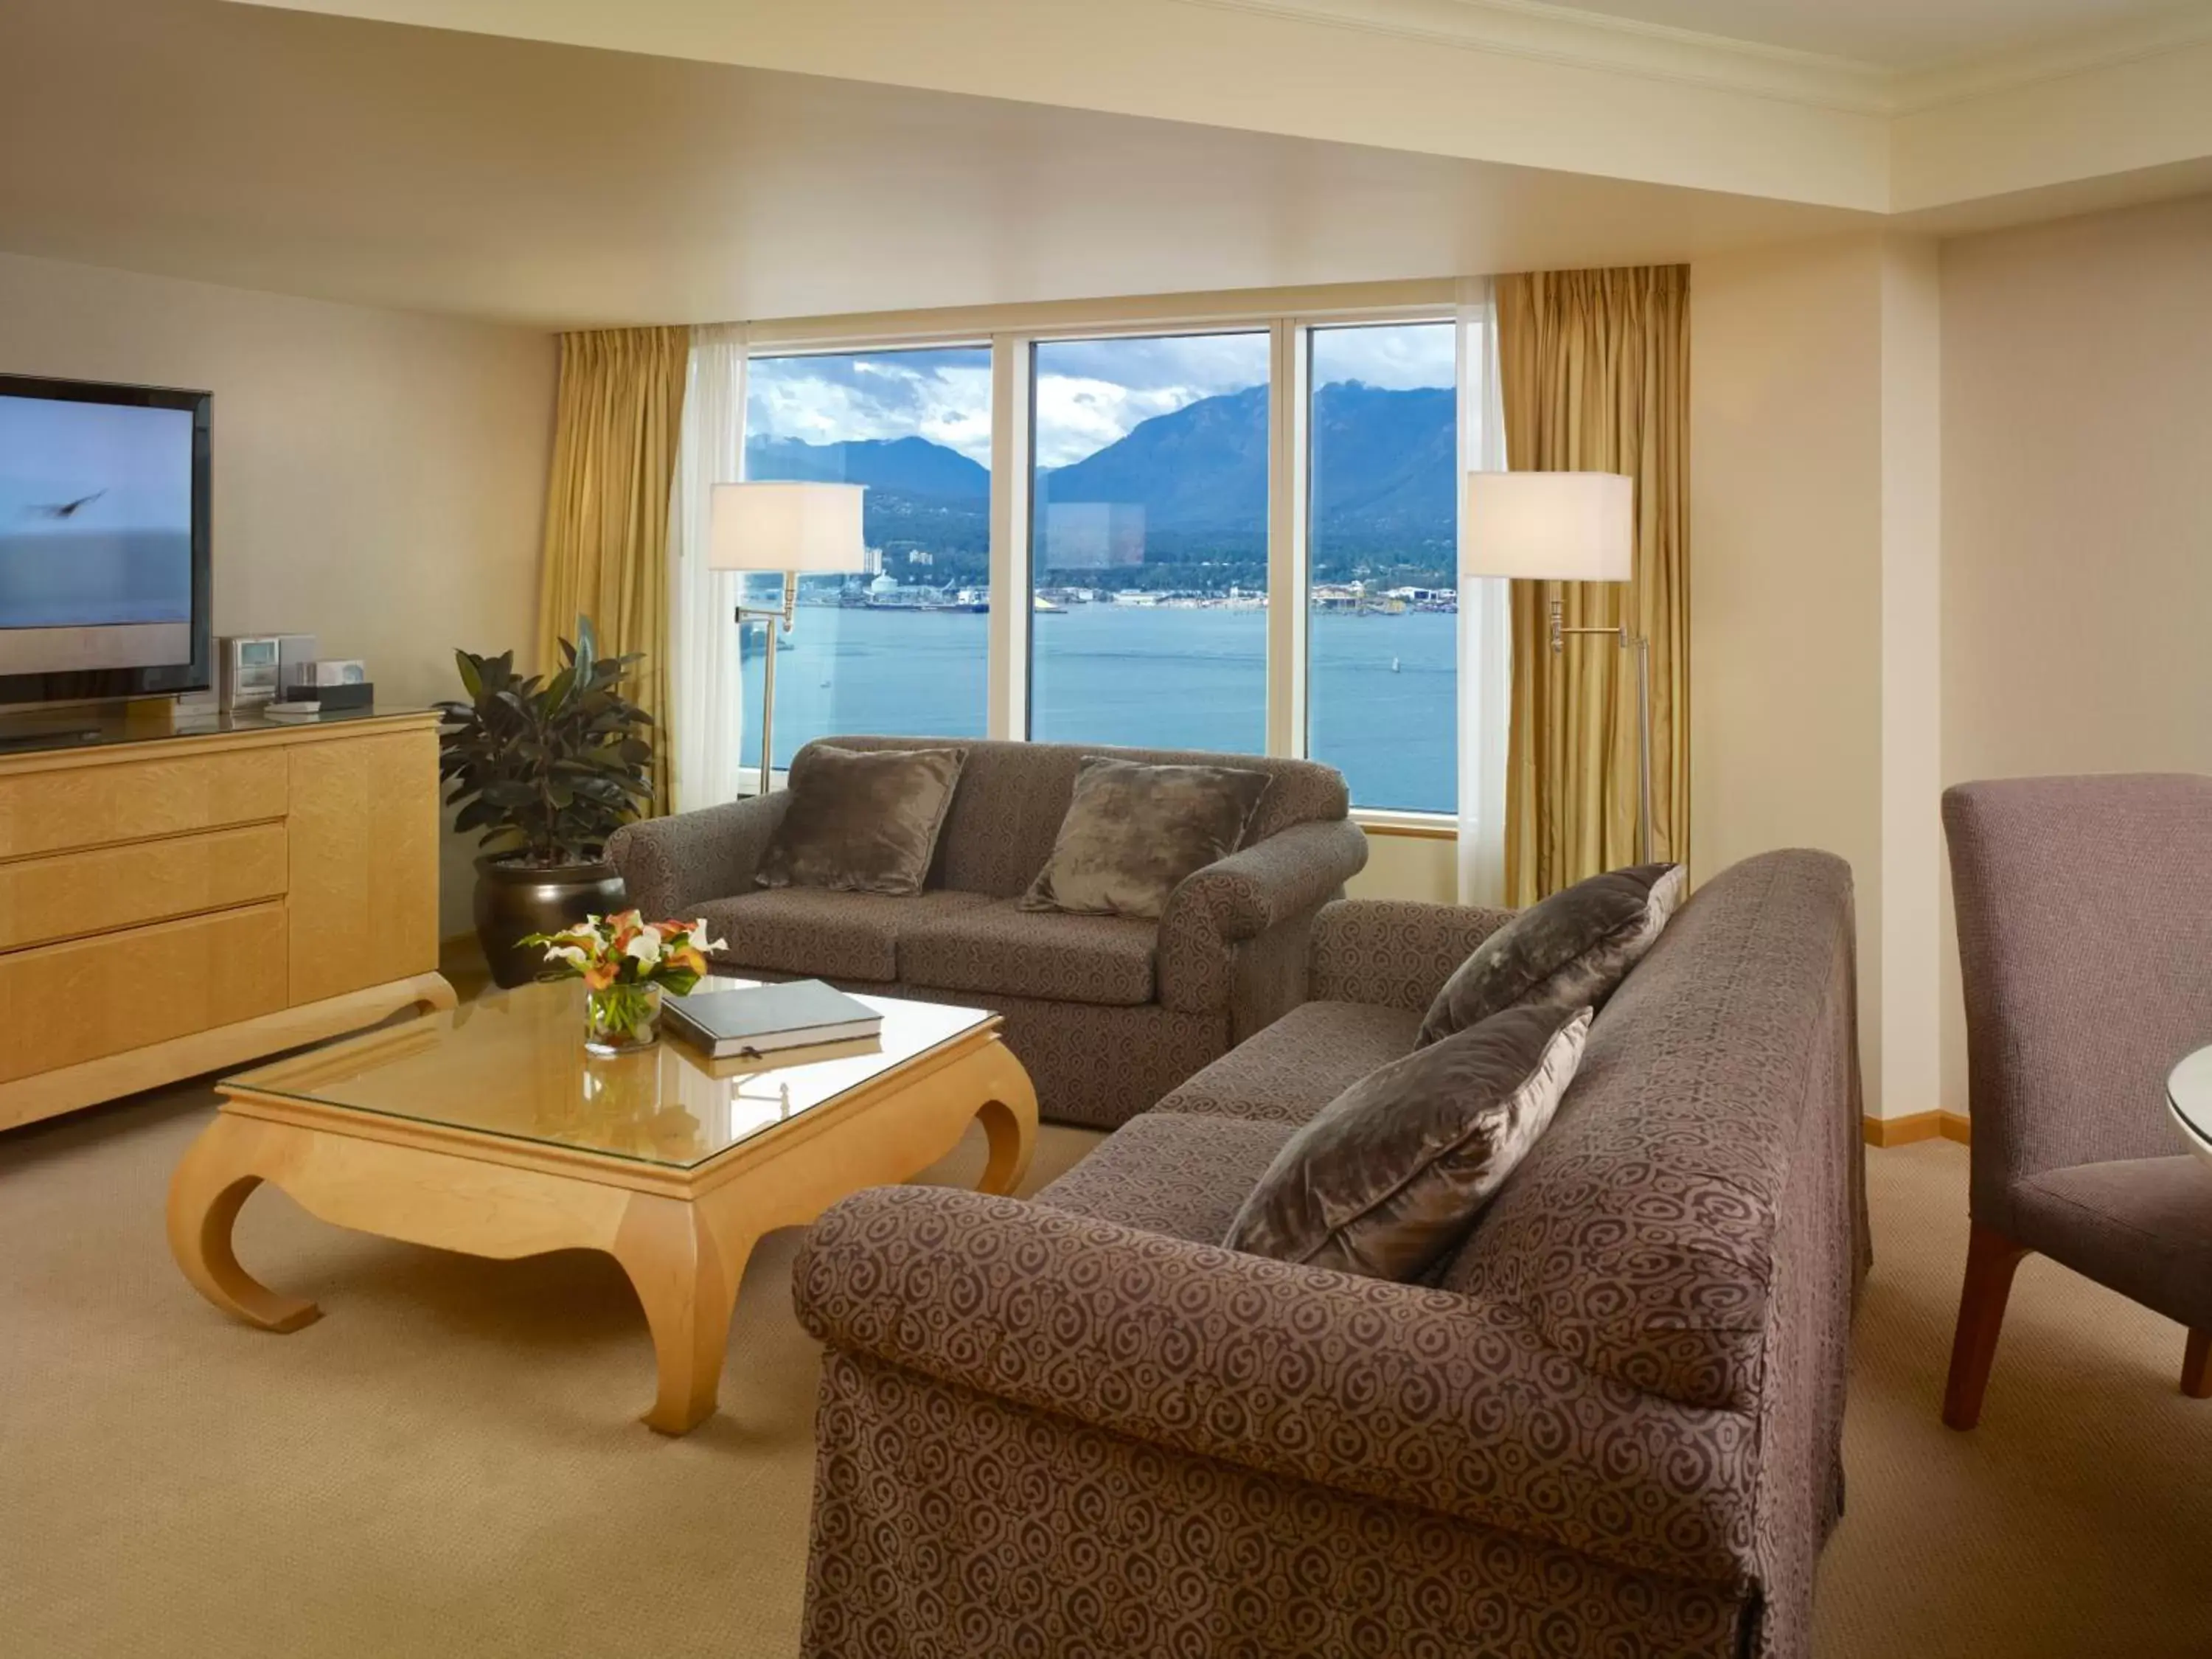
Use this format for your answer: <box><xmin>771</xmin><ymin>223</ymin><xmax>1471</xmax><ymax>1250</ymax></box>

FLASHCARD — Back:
<box><xmin>1023</xmin><ymin>323</ymin><xmax>1277</xmax><ymax>754</ymax></box>
<box><xmin>743</xmin><ymin>296</ymin><xmax>1460</xmax><ymax>825</ymax></box>
<box><xmin>1296</xmin><ymin>313</ymin><xmax>1464</xmax><ymax>814</ymax></box>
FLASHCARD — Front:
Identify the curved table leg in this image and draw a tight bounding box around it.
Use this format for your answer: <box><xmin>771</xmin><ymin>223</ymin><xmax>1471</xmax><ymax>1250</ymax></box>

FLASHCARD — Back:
<box><xmin>973</xmin><ymin>1042</ymin><xmax>1039</xmax><ymax>1197</ymax></box>
<box><xmin>166</xmin><ymin>1115</ymin><xmax>321</xmax><ymax>1333</ymax></box>
<box><xmin>611</xmin><ymin>1193</ymin><xmax>754</xmax><ymax>1436</ymax></box>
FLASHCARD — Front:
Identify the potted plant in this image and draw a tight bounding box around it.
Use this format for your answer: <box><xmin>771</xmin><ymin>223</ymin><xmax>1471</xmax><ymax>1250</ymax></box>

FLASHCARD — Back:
<box><xmin>437</xmin><ymin>618</ymin><xmax>655</xmax><ymax>987</ymax></box>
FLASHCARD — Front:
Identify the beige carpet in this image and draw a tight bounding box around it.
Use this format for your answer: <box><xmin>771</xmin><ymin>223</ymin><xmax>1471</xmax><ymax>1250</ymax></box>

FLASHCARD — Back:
<box><xmin>2</xmin><ymin>1093</ymin><xmax>2208</xmax><ymax>1658</ymax></box>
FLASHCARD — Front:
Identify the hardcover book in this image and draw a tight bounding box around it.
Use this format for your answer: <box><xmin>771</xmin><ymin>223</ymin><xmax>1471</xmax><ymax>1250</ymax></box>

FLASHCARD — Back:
<box><xmin>663</xmin><ymin>979</ymin><xmax>882</xmax><ymax>1059</ymax></box>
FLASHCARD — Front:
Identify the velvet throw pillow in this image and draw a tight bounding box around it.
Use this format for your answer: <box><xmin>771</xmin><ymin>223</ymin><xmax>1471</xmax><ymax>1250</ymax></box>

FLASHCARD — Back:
<box><xmin>756</xmin><ymin>743</ymin><xmax>967</xmax><ymax>897</ymax></box>
<box><xmin>1020</xmin><ymin>757</ymin><xmax>1273</xmax><ymax>920</ymax></box>
<box><xmin>1416</xmin><ymin>862</ymin><xmax>1686</xmax><ymax>1048</ymax></box>
<box><xmin>1225</xmin><ymin>1003</ymin><xmax>1591</xmax><ymax>1281</ymax></box>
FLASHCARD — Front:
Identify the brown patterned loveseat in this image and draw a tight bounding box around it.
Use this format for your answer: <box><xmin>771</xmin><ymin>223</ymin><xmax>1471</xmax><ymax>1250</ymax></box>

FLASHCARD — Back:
<box><xmin>608</xmin><ymin>735</ymin><xmax>1366</xmax><ymax>1128</ymax></box>
<box><xmin>793</xmin><ymin>849</ymin><xmax>1867</xmax><ymax>1659</ymax></box>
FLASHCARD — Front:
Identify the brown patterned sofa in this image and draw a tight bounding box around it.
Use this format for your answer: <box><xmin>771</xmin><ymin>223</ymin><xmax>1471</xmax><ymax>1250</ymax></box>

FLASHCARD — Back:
<box><xmin>793</xmin><ymin>849</ymin><xmax>1867</xmax><ymax>1659</ymax></box>
<box><xmin>607</xmin><ymin>735</ymin><xmax>1367</xmax><ymax>1128</ymax></box>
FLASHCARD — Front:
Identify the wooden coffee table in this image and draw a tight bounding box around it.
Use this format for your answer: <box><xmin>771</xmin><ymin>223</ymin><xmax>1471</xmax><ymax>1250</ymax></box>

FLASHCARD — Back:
<box><xmin>166</xmin><ymin>978</ymin><xmax>1036</xmax><ymax>1434</ymax></box>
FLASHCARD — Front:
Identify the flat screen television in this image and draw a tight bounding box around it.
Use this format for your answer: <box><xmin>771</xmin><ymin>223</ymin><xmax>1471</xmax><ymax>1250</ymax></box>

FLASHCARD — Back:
<box><xmin>0</xmin><ymin>374</ymin><xmax>212</xmax><ymax>706</ymax></box>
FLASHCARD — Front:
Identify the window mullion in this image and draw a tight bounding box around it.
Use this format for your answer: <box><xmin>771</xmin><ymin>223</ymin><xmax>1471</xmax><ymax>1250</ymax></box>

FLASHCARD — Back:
<box><xmin>987</xmin><ymin>332</ymin><xmax>1033</xmax><ymax>741</ymax></box>
<box><xmin>1266</xmin><ymin>319</ymin><xmax>1310</xmax><ymax>758</ymax></box>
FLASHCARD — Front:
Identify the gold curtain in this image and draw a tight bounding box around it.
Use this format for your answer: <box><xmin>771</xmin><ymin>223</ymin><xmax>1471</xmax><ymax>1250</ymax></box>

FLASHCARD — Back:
<box><xmin>536</xmin><ymin>326</ymin><xmax>689</xmax><ymax>816</ymax></box>
<box><xmin>1498</xmin><ymin>266</ymin><xmax>1689</xmax><ymax>902</ymax></box>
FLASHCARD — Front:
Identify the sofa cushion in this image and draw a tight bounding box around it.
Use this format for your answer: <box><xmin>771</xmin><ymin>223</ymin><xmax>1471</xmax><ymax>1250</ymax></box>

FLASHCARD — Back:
<box><xmin>1155</xmin><ymin>1000</ymin><xmax>1425</xmax><ymax>1126</ymax></box>
<box><xmin>1418</xmin><ymin>863</ymin><xmax>1686</xmax><ymax>1047</ymax></box>
<box><xmin>800</xmin><ymin>737</ymin><xmax>1349</xmax><ymax>898</ymax></box>
<box><xmin>1034</xmin><ymin>1110</ymin><xmax>1298</xmax><ymax>1243</ymax></box>
<box><xmin>702</xmin><ymin>887</ymin><xmax>990</xmax><ymax>983</ymax></box>
<box><xmin>1022</xmin><ymin>757</ymin><xmax>1273</xmax><ymax>919</ymax></box>
<box><xmin>1225</xmin><ymin>1004</ymin><xmax>1591</xmax><ymax>1281</ymax></box>
<box><xmin>898</xmin><ymin>897</ymin><xmax>1158</xmax><ymax>1007</ymax></box>
<box><xmin>757</xmin><ymin>743</ymin><xmax>967</xmax><ymax>897</ymax></box>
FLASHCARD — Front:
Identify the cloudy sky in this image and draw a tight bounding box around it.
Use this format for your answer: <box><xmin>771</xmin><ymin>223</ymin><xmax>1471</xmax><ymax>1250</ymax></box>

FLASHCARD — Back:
<box><xmin>745</xmin><ymin>322</ymin><xmax>1455</xmax><ymax>470</ymax></box>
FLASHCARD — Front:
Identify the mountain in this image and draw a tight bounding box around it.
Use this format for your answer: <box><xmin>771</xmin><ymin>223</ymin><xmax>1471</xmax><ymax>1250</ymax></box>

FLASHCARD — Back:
<box><xmin>745</xmin><ymin>434</ymin><xmax>987</xmax><ymax>502</ymax></box>
<box><xmin>745</xmin><ymin>381</ymin><xmax>1455</xmax><ymax>584</ymax></box>
<box><xmin>1040</xmin><ymin>383</ymin><xmax>1270</xmax><ymax>533</ymax></box>
<box><xmin>1307</xmin><ymin>382</ymin><xmax>1455</xmax><ymax>540</ymax></box>
<box><xmin>1038</xmin><ymin>380</ymin><xmax>1453</xmax><ymax>547</ymax></box>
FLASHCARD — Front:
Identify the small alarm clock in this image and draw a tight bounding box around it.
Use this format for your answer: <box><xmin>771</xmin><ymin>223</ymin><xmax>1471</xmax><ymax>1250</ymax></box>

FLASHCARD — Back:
<box><xmin>215</xmin><ymin>636</ymin><xmax>281</xmax><ymax>710</ymax></box>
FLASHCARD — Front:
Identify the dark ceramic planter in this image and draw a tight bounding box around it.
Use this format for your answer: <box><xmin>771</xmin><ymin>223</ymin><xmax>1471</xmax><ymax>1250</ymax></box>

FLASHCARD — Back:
<box><xmin>473</xmin><ymin>855</ymin><xmax>627</xmax><ymax>989</ymax></box>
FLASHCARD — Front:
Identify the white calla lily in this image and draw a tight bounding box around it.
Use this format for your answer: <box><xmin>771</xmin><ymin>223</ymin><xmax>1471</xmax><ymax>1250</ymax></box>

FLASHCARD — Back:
<box><xmin>622</xmin><ymin>925</ymin><xmax>664</xmax><ymax>967</ymax></box>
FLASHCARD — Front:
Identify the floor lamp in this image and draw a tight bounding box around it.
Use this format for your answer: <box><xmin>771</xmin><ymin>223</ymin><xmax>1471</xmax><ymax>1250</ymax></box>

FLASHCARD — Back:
<box><xmin>1463</xmin><ymin>470</ymin><xmax>1652</xmax><ymax>864</ymax></box>
<box><xmin>707</xmin><ymin>481</ymin><xmax>869</xmax><ymax>796</ymax></box>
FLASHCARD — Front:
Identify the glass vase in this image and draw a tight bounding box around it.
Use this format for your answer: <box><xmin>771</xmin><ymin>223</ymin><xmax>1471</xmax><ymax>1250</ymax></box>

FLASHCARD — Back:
<box><xmin>583</xmin><ymin>981</ymin><xmax>663</xmax><ymax>1056</ymax></box>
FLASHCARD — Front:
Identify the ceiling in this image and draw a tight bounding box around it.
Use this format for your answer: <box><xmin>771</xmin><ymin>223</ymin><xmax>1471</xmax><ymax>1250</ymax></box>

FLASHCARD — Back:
<box><xmin>1544</xmin><ymin>0</ymin><xmax>2183</xmax><ymax>69</ymax></box>
<box><xmin>4</xmin><ymin>0</ymin><xmax>2208</xmax><ymax>330</ymax></box>
<box><xmin>0</xmin><ymin>0</ymin><xmax>1871</xmax><ymax>330</ymax></box>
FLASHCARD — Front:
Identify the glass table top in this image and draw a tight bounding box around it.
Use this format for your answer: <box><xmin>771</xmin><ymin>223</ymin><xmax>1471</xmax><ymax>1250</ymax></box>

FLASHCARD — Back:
<box><xmin>223</xmin><ymin>977</ymin><xmax>994</xmax><ymax>1169</ymax></box>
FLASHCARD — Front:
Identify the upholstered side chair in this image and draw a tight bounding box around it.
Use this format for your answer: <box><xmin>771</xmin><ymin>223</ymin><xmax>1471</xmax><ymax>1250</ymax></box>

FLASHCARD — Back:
<box><xmin>1941</xmin><ymin>773</ymin><xmax>2212</xmax><ymax>1430</ymax></box>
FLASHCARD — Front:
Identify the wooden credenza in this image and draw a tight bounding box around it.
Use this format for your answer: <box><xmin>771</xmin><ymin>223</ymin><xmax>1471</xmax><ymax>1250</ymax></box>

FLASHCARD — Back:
<box><xmin>0</xmin><ymin>709</ymin><xmax>454</xmax><ymax>1132</ymax></box>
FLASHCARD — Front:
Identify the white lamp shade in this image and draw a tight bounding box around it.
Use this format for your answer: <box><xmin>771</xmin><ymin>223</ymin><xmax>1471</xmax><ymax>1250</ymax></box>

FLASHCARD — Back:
<box><xmin>707</xmin><ymin>481</ymin><xmax>868</xmax><ymax>574</ymax></box>
<box><xmin>1463</xmin><ymin>471</ymin><xmax>1633</xmax><ymax>582</ymax></box>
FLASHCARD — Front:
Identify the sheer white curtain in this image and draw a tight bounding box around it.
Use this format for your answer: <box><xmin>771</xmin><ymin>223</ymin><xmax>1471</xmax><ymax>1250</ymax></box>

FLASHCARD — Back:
<box><xmin>667</xmin><ymin>323</ymin><xmax>749</xmax><ymax>813</ymax></box>
<box><xmin>1456</xmin><ymin>278</ymin><xmax>1511</xmax><ymax>906</ymax></box>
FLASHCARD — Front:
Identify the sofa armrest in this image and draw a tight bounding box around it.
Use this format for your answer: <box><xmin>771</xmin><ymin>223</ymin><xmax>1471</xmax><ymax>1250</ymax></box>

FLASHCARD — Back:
<box><xmin>1307</xmin><ymin>897</ymin><xmax>1515</xmax><ymax>1013</ymax></box>
<box><xmin>794</xmin><ymin>1186</ymin><xmax>1758</xmax><ymax>1588</ymax></box>
<box><xmin>605</xmin><ymin>794</ymin><xmax>789</xmax><ymax>919</ymax></box>
<box><xmin>1156</xmin><ymin>818</ymin><xmax>1369</xmax><ymax>1012</ymax></box>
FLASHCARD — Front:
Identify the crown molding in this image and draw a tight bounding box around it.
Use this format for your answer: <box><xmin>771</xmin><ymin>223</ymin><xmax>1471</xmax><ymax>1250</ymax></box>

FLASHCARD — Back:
<box><xmin>1179</xmin><ymin>0</ymin><xmax>2212</xmax><ymax>119</ymax></box>
<box><xmin>1891</xmin><ymin>4</ymin><xmax>2212</xmax><ymax>114</ymax></box>
<box><xmin>1175</xmin><ymin>0</ymin><xmax>1891</xmax><ymax>114</ymax></box>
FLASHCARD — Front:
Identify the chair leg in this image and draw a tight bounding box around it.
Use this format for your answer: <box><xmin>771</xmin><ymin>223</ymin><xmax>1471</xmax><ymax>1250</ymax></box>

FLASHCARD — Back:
<box><xmin>2185</xmin><ymin>1329</ymin><xmax>2212</xmax><ymax>1400</ymax></box>
<box><xmin>1944</xmin><ymin>1223</ymin><xmax>2030</xmax><ymax>1430</ymax></box>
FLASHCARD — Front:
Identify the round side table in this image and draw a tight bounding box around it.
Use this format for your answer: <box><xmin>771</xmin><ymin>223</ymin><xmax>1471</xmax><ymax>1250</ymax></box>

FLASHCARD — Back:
<box><xmin>2168</xmin><ymin>1046</ymin><xmax>2212</xmax><ymax>1166</ymax></box>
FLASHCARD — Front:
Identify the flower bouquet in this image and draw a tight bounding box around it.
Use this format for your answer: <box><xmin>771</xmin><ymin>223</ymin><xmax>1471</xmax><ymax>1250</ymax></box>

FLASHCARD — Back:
<box><xmin>518</xmin><ymin>911</ymin><xmax>727</xmax><ymax>1055</ymax></box>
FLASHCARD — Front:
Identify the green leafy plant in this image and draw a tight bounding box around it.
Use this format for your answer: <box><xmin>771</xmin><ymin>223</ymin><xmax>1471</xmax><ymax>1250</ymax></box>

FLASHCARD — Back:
<box><xmin>436</xmin><ymin>617</ymin><xmax>653</xmax><ymax>868</ymax></box>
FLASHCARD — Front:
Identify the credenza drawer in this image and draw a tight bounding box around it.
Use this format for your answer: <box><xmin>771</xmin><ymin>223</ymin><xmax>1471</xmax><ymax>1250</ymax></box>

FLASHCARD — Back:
<box><xmin>0</xmin><ymin>902</ymin><xmax>289</xmax><ymax>1083</ymax></box>
<box><xmin>0</xmin><ymin>823</ymin><xmax>290</xmax><ymax>953</ymax></box>
<box><xmin>0</xmin><ymin>748</ymin><xmax>288</xmax><ymax>860</ymax></box>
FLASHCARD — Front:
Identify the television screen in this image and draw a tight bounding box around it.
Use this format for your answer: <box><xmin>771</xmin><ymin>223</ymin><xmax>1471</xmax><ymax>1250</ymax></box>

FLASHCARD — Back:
<box><xmin>0</xmin><ymin>377</ymin><xmax>209</xmax><ymax>703</ymax></box>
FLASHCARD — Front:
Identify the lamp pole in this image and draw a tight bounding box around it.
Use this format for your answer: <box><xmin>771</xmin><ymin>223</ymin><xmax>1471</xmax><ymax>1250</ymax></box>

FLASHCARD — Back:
<box><xmin>737</xmin><ymin>571</ymin><xmax>797</xmax><ymax>799</ymax></box>
<box><xmin>1548</xmin><ymin>593</ymin><xmax>1654</xmax><ymax>866</ymax></box>
<box><xmin>707</xmin><ymin>481</ymin><xmax>866</xmax><ymax>802</ymax></box>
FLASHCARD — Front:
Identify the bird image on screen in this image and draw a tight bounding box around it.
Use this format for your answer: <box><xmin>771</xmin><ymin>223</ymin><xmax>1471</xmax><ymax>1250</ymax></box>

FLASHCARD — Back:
<box><xmin>31</xmin><ymin>490</ymin><xmax>105</xmax><ymax>520</ymax></box>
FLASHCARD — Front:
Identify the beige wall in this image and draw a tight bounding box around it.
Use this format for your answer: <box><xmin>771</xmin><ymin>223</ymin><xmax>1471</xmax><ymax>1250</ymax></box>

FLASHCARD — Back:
<box><xmin>1691</xmin><ymin>193</ymin><xmax>2212</xmax><ymax>1125</ymax></box>
<box><xmin>0</xmin><ymin>251</ymin><xmax>557</xmax><ymax>936</ymax></box>
<box><xmin>1876</xmin><ymin>241</ymin><xmax>1945</xmax><ymax>1127</ymax></box>
<box><xmin>1689</xmin><ymin>236</ymin><xmax>1889</xmax><ymax>1106</ymax></box>
<box><xmin>1937</xmin><ymin>192</ymin><xmax>2212</xmax><ymax>1114</ymax></box>
<box><xmin>1347</xmin><ymin>829</ymin><xmax>1460</xmax><ymax>906</ymax></box>
<box><xmin>1686</xmin><ymin>232</ymin><xmax>1949</xmax><ymax>1122</ymax></box>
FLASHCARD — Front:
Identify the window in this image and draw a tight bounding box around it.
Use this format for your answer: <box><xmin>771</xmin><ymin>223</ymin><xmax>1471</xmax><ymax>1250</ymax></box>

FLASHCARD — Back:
<box><xmin>720</xmin><ymin>302</ymin><xmax>1486</xmax><ymax>816</ymax></box>
<box><xmin>740</xmin><ymin>347</ymin><xmax>991</xmax><ymax>768</ymax></box>
<box><xmin>1026</xmin><ymin>333</ymin><xmax>1270</xmax><ymax>754</ymax></box>
<box><xmin>1304</xmin><ymin>321</ymin><xmax>1458</xmax><ymax>813</ymax></box>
